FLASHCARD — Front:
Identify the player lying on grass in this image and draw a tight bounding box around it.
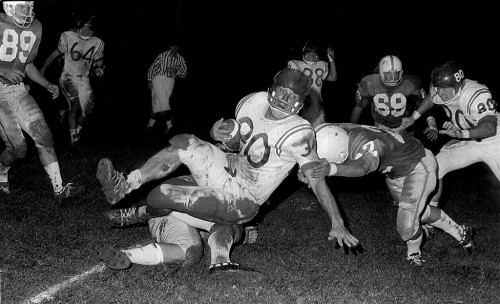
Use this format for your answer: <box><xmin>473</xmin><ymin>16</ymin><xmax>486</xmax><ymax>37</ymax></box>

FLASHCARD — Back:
<box><xmin>300</xmin><ymin>123</ymin><xmax>475</xmax><ymax>266</ymax></box>
<box><xmin>100</xmin><ymin>175</ymin><xmax>261</xmax><ymax>279</ymax></box>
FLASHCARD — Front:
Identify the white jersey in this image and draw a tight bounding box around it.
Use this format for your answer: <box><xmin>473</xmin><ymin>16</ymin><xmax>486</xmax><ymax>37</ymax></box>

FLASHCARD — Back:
<box><xmin>58</xmin><ymin>30</ymin><xmax>104</xmax><ymax>77</ymax></box>
<box><xmin>287</xmin><ymin>60</ymin><xmax>329</xmax><ymax>94</ymax></box>
<box><xmin>234</xmin><ymin>92</ymin><xmax>318</xmax><ymax>204</ymax></box>
<box><xmin>431</xmin><ymin>79</ymin><xmax>499</xmax><ymax>133</ymax></box>
<box><xmin>431</xmin><ymin>79</ymin><xmax>500</xmax><ymax>181</ymax></box>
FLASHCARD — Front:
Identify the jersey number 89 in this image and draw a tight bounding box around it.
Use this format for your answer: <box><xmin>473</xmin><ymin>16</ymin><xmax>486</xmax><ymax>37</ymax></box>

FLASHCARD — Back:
<box><xmin>0</xmin><ymin>29</ymin><xmax>35</xmax><ymax>63</ymax></box>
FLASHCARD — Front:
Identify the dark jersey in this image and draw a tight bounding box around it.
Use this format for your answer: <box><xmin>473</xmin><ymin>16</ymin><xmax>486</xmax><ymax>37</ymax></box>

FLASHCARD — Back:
<box><xmin>0</xmin><ymin>14</ymin><xmax>42</xmax><ymax>73</ymax></box>
<box><xmin>356</xmin><ymin>74</ymin><xmax>425</xmax><ymax>128</ymax></box>
<box><xmin>338</xmin><ymin>124</ymin><xmax>426</xmax><ymax>179</ymax></box>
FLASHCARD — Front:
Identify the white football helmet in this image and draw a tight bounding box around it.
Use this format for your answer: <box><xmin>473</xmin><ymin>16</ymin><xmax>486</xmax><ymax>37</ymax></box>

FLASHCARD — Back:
<box><xmin>314</xmin><ymin>123</ymin><xmax>349</xmax><ymax>164</ymax></box>
<box><xmin>378</xmin><ymin>55</ymin><xmax>403</xmax><ymax>87</ymax></box>
<box><xmin>3</xmin><ymin>1</ymin><xmax>35</xmax><ymax>28</ymax></box>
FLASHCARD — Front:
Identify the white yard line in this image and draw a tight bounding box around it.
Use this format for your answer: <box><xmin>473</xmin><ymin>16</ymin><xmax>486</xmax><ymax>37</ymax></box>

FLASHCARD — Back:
<box><xmin>23</xmin><ymin>264</ymin><xmax>106</xmax><ymax>304</ymax></box>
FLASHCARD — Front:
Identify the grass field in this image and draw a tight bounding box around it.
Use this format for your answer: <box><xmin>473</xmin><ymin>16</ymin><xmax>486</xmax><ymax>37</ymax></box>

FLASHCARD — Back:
<box><xmin>0</xmin><ymin>127</ymin><xmax>499</xmax><ymax>304</ymax></box>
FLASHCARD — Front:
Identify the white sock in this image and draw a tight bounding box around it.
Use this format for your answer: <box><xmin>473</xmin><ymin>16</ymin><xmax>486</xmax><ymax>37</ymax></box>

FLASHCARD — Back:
<box><xmin>123</xmin><ymin>243</ymin><xmax>164</xmax><ymax>265</ymax></box>
<box><xmin>126</xmin><ymin>169</ymin><xmax>142</xmax><ymax>193</ymax></box>
<box><xmin>429</xmin><ymin>201</ymin><xmax>439</xmax><ymax>207</ymax></box>
<box><xmin>166</xmin><ymin>120</ymin><xmax>173</xmax><ymax>129</ymax></box>
<box><xmin>429</xmin><ymin>211</ymin><xmax>463</xmax><ymax>241</ymax></box>
<box><xmin>44</xmin><ymin>162</ymin><xmax>63</xmax><ymax>193</ymax></box>
<box><xmin>406</xmin><ymin>233</ymin><xmax>423</xmax><ymax>257</ymax></box>
<box><xmin>208</xmin><ymin>231</ymin><xmax>232</xmax><ymax>265</ymax></box>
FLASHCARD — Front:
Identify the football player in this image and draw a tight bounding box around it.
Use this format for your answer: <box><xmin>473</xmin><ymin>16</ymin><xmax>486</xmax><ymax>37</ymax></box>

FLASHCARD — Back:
<box><xmin>305</xmin><ymin>123</ymin><xmax>475</xmax><ymax>266</ymax></box>
<box><xmin>0</xmin><ymin>1</ymin><xmax>84</xmax><ymax>200</ymax></box>
<box><xmin>40</xmin><ymin>14</ymin><xmax>105</xmax><ymax>146</ymax></box>
<box><xmin>99</xmin><ymin>175</ymin><xmax>262</xmax><ymax>279</ymax></box>
<box><xmin>96</xmin><ymin>69</ymin><xmax>359</xmax><ymax>258</ymax></box>
<box><xmin>287</xmin><ymin>41</ymin><xmax>337</xmax><ymax>127</ymax></box>
<box><xmin>398</xmin><ymin>61</ymin><xmax>499</xmax><ymax>217</ymax></box>
<box><xmin>351</xmin><ymin>55</ymin><xmax>425</xmax><ymax>134</ymax></box>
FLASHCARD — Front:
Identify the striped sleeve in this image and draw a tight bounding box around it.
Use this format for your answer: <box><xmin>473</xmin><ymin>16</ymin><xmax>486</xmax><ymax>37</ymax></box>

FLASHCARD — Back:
<box><xmin>176</xmin><ymin>56</ymin><xmax>187</xmax><ymax>78</ymax></box>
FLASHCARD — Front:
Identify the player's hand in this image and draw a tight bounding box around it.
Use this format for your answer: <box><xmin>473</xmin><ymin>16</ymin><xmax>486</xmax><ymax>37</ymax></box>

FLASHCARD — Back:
<box><xmin>0</xmin><ymin>68</ymin><xmax>25</xmax><ymax>85</ymax></box>
<box><xmin>394</xmin><ymin>116</ymin><xmax>415</xmax><ymax>133</ymax></box>
<box><xmin>327</xmin><ymin>47</ymin><xmax>335</xmax><ymax>61</ymax></box>
<box><xmin>328</xmin><ymin>224</ymin><xmax>360</xmax><ymax>248</ymax></box>
<box><xmin>93</xmin><ymin>67</ymin><xmax>104</xmax><ymax>77</ymax></box>
<box><xmin>424</xmin><ymin>127</ymin><xmax>439</xmax><ymax>141</ymax></box>
<box><xmin>309</xmin><ymin>158</ymin><xmax>331</xmax><ymax>178</ymax></box>
<box><xmin>210</xmin><ymin>118</ymin><xmax>232</xmax><ymax>142</ymax></box>
<box><xmin>296</xmin><ymin>170</ymin><xmax>310</xmax><ymax>187</ymax></box>
<box><xmin>439</xmin><ymin>121</ymin><xmax>465</xmax><ymax>138</ymax></box>
<box><xmin>46</xmin><ymin>83</ymin><xmax>59</xmax><ymax>99</ymax></box>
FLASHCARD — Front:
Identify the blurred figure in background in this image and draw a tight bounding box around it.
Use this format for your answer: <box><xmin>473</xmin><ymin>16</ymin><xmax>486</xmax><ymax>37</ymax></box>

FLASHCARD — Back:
<box><xmin>288</xmin><ymin>40</ymin><xmax>337</xmax><ymax>127</ymax></box>
<box><xmin>40</xmin><ymin>14</ymin><xmax>105</xmax><ymax>147</ymax></box>
<box><xmin>147</xmin><ymin>42</ymin><xmax>187</xmax><ymax>136</ymax></box>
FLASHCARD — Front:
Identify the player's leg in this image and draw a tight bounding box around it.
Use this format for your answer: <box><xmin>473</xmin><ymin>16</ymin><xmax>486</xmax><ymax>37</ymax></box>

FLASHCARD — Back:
<box><xmin>60</xmin><ymin>74</ymin><xmax>81</xmax><ymax>145</ymax></box>
<box><xmin>0</xmin><ymin>89</ymin><xmax>28</xmax><ymax>194</ymax></box>
<box><xmin>388</xmin><ymin>150</ymin><xmax>437</xmax><ymax>266</ymax></box>
<box><xmin>430</xmin><ymin>141</ymin><xmax>481</xmax><ymax>206</ymax></box>
<box><xmin>207</xmin><ymin>223</ymin><xmax>264</xmax><ymax>281</ymax></box>
<box><xmin>96</xmin><ymin>145</ymin><xmax>183</xmax><ymax>205</ymax></box>
<box><xmin>16</xmin><ymin>90</ymin><xmax>84</xmax><ymax>201</ymax></box>
<box><xmin>100</xmin><ymin>214</ymin><xmax>204</xmax><ymax>270</ymax></box>
<box><xmin>75</xmin><ymin>78</ymin><xmax>94</xmax><ymax>142</ymax></box>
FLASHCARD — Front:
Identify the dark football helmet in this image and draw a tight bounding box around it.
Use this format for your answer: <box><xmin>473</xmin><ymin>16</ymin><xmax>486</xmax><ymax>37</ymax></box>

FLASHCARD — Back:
<box><xmin>77</xmin><ymin>15</ymin><xmax>96</xmax><ymax>40</ymax></box>
<box><xmin>431</xmin><ymin>61</ymin><xmax>464</xmax><ymax>89</ymax></box>
<box><xmin>3</xmin><ymin>1</ymin><xmax>35</xmax><ymax>28</ymax></box>
<box><xmin>302</xmin><ymin>41</ymin><xmax>320</xmax><ymax>63</ymax></box>
<box><xmin>431</xmin><ymin>61</ymin><xmax>464</xmax><ymax>105</ymax></box>
<box><xmin>268</xmin><ymin>68</ymin><xmax>312</xmax><ymax>115</ymax></box>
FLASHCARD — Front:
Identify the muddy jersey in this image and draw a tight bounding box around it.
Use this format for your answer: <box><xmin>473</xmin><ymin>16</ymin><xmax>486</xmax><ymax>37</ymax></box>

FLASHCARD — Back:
<box><xmin>58</xmin><ymin>30</ymin><xmax>104</xmax><ymax>77</ymax></box>
<box><xmin>337</xmin><ymin>124</ymin><xmax>425</xmax><ymax>179</ymax></box>
<box><xmin>287</xmin><ymin>60</ymin><xmax>329</xmax><ymax>95</ymax></box>
<box><xmin>234</xmin><ymin>92</ymin><xmax>318</xmax><ymax>203</ymax></box>
<box><xmin>431</xmin><ymin>79</ymin><xmax>499</xmax><ymax>133</ymax></box>
<box><xmin>0</xmin><ymin>14</ymin><xmax>42</xmax><ymax>74</ymax></box>
<box><xmin>356</xmin><ymin>74</ymin><xmax>424</xmax><ymax>128</ymax></box>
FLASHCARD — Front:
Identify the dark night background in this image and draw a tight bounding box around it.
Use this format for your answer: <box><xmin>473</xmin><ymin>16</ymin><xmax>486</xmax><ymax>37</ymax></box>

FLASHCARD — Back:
<box><xmin>29</xmin><ymin>0</ymin><xmax>498</xmax><ymax>142</ymax></box>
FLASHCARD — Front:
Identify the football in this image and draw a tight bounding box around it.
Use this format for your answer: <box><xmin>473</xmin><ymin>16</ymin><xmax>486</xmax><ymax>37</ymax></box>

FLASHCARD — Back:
<box><xmin>221</xmin><ymin>119</ymin><xmax>241</xmax><ymax>152</ymax></box>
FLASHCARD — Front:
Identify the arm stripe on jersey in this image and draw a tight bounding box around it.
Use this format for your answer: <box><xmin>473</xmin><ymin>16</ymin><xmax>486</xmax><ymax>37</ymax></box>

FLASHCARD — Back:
<box><xmin>235</xmin><ymin>93</ymin><xmax>257</xmax><ymax>117</ymax></box>
<box><xmin>275</xmin><ymin>124</ymin><xmax>314</xmax><ymax>155</ymax></box>
<box><xmin>466</xmin><ymin>88</ymin><xmax>490</xmax><ymax>116</ymax></box>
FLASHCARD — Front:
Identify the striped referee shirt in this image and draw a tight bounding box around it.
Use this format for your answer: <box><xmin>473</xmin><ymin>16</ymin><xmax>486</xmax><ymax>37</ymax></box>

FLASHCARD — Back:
<box><xmin>147</xmin><ymin>51</ymin><xmax>187</xmax><ymax>80</ymax></box>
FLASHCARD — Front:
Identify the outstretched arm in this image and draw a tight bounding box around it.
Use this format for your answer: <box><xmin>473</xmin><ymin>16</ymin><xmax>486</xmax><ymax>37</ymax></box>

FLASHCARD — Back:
<box><xmin>303</xmin><ymin>168</ymin><xmax>359</xmax><ymax>248</ymax></box>
<box><xmin>395</xmin><ymin>93</ymin><xmax>435</xmax><ymax>132</ymax></box>
<box><xmin>326</xmin><ymin>47</ymin><xmax>337</xmax><ymax>82</ymax></box>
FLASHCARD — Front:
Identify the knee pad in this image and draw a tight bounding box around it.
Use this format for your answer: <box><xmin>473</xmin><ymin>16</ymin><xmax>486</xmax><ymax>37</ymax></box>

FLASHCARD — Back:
<box><xmin>29</xmin><ymin>120</ymin><xmax>54</xmax><ymax>147</ymax></box>
<box><xmin>182</xmin><ymin>243</ymin><xmax>204</xmax><ymax>267</ymax></box>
